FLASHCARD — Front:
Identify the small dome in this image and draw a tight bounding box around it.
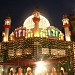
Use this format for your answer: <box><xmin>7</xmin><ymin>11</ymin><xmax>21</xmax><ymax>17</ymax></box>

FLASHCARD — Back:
<box><xmin>23</xmin><ymin>15</ymin><xmax>50</xmax><ymax>29</ymax></box>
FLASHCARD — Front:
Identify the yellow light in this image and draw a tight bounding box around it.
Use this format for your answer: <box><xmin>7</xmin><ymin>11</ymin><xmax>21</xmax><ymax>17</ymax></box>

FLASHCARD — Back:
<box><xmin>6</xmin><ymin>21</ymin><xmax>10</xmax><ymax>24</ymax></box>
<box><xmin>2</xmin><ymin>68</ymin><xmax>4</xmax><ymax>71</ymax></box>
<box><xmin>10</xmin><ymin>37</ymin><xmax>13</xmax><ymax>40</ymax></box>
<box><xmin>5</xmin><ymin>20</ymin><xmax>11</xmax><ymax>25</ymax></box>
<box><xmin>31</xmin><ymin>33</ymin><xmax>33</xmax><ymax>37</ymax></box>
<box><xmin>2</xmin><ymin>32</ymin><xmax>6</xmax><ymax>42</ymax></box>
<box><xmin>34</xmin><ymin>32</ymin><xmax>39</xmax><ymax>37</ymax></box>
<box><xmin>28</xmin><ymin>33</ymin><xmax>31</xmax><ymax>38</ymax></box>
<box><xmin>10</xmin><ymin>32</ymin><xmax>14</xmax><ymax>40</ymax></box>
<box><xmin>43</xmin><ymin>33</ymin><xmax>46</xmax><ymax>37</ymax></box>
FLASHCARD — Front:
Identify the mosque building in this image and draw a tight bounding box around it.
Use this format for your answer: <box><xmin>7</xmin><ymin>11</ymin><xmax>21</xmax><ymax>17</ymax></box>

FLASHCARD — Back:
<box><xmin>0</xmin><ymin>9</ymin><xmax>75</xmax><ymax>75</ymax></box>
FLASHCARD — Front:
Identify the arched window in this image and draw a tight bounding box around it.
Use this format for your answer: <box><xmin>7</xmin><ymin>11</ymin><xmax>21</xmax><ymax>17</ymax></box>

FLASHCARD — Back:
<box><xmin>51</xmin><ymin>29</ymin><xmax>55</xmax><ymax>36</ymax></box>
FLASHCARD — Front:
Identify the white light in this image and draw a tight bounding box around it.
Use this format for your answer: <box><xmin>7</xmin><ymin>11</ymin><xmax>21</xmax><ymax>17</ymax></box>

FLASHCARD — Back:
<box><xmin>66</xmin><ymin>36</ymin><xmax>71</xmax><ymax>41</ymax></box>
<box><xmin>23</xmin><ymin>15</ymin><xmax>50</xmax><ymax>29</ymax></box>
<box><xmin>5</xmin><ymin>20</ymin><xmax>10</xmax><ymax>25</ymax></box>
<box><xmin>18</xmin><ymin>30</ymin><xmax>22</xmax><ymax>37</ymax></box>
<box><xmin>10</xmin><ymin>68</ymin><xmax>13</xmax><ymax>71</ymax></box>
<box><xmin>36</xmin><ymin>61</ymin><xmax>45</xmax><ymax>67</ymax></box>
<box><xmin>2</xmin><ymin>68</ymin><xmax>4</xmax><ymax>71</ymax></box>
<box><xmin>62</xmin><ymin>18</ymin><xmax>69</xmax><ymax>25</ymax></box>
<box><xmin>35</xmin><ymin>61</ymin><xmax>47</xmax><ymax>74</ymax></box>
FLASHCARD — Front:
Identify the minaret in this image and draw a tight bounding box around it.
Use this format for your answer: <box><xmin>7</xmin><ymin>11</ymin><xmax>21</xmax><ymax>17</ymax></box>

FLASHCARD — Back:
<box><xmin>32</xmin><ymin>9</ymin><xmax>40</xmax><ymax>37</ymax></box>
<box><xmin>62</xmin><ymin>15</ymin><xmax>71</xmax><ymax>41</ymax></box>
<box><xmin>4</xmin><ymin>16</ymin><xmax>11</xmax><ymax>42</ymax></box>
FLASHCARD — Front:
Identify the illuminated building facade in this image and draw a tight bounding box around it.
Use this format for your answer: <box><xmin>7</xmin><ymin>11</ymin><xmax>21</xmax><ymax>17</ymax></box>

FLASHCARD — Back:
<box><xmin>0</xmin><ymin>10</ymin><xmax>75</xmax><ymax>75</ymax></box>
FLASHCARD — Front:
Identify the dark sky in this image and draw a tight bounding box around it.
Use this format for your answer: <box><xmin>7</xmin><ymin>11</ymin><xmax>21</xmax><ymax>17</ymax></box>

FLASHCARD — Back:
<box><xmin>0</xmin><ymin>0</ymin><xmax>74</xmax><ymax>41</ymax></box>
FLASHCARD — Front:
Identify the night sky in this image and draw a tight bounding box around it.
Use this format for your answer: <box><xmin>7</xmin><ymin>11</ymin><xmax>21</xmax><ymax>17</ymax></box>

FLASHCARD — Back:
<box><xmin>0</xmin><ymin>0</ymin><xmax>74</xmax><ymax>41</ymax></box>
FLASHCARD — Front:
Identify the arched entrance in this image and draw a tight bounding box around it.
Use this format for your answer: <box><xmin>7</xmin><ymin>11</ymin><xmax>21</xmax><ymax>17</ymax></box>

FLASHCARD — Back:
<box><xmin>8</xmin><ymin>67</ymin><xmax>14</xmax><ymax>75</ymax></box>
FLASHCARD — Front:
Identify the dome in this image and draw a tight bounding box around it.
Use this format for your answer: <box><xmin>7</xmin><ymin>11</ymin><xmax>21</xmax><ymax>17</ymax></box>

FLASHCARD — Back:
<box><xmin>23</xmin><ymin>15</ymin><xmax>50</xmax><ymax>29</ymax></box>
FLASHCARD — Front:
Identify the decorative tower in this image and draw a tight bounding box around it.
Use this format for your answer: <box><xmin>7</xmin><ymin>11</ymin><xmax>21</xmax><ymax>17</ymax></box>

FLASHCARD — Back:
<box><xmin>4</xmin><ymin>16</ymin><xmax>11</xmax><ymax>42</ymax></box>
<box><xmin>62</xmin><ymin>15</ymin><xmax>71</xmax><ymax>41</ymax></box>
<box><xmin>32</xmin><ymin>9</ymin><xmax>40</xmax><ymax>37</ymax></box>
